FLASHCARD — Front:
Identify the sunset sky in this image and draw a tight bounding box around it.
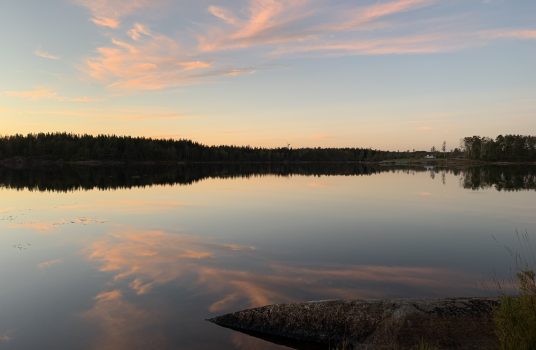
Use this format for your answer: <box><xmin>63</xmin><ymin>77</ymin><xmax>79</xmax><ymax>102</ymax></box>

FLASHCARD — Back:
<box><xmin>0</xmin><ymin>0</ymin><xmax>534</xmax><ymax>150</ymax></box>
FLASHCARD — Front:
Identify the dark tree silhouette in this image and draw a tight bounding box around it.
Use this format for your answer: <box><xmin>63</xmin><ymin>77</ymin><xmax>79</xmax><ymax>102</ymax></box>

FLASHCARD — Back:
<box><xmin>0</xmin><ymin>133</ymin><xmax>417</xmax><ymax>163</ymax></box>
<box><xmin>463</xmin><ymin>135</ymin><xmax>536</xmax><ymax>161</ymax></box>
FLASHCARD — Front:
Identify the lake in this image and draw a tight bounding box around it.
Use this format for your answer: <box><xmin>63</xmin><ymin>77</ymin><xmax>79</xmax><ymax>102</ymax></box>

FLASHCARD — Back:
<box><xmin>0</xmin><ymin>164</ymin><xmax>535</xmax><ymax>349</ymax></box>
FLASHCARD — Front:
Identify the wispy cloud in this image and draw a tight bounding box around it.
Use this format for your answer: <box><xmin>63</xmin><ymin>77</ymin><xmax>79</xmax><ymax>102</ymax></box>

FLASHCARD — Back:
<box><xmin>86</xmin><ymin>228</ymin><xmax>485</xmax><ymax>315</ymax></box>
<box><xmin>5</xmin><ymin>88</ymin><xmax>59</xmax><ymax>100</ymax></box>
<box><xmin>91</xmin><ymin>16</ymin><xmax>120</xmax><ymax>28</ymax></box>
<box><xmin>73</xmin><ymin>0</ymin><xmax>156</xmax><ymax>28</ymax></box>
<box><xmin>127</xmin><ymin>23</ymin><xmax>151</xmax><ymax>41</ymax></box>
<box><xmin>38</xmin><ymin>259</ymin><xmax>63</xmax><ymax>270</ymax></box>
<box><xmin>75</xmin><ymin>0</ymin><xmax>536</xmax><ymax>91</ymax></box>
<box><xmin>482</xmin><ymin>29</ymin><xmax>536</xmax><ymax>40</ymax></box>
<box><xmin>34</xmin><ymin>48</ymin><xmax>61</xmax><ymax>60</ymax></box>
<box><xmin>83</xmin><ymin>26</ymin><xmax>256</xmax><ymax>90</ymax></box>
<box><xmin>357</xmin><ymin>0</ymin><xmax>433</xmax><ymax>23</ymax></box>
<box><xmin>272</xmin><ymin>33</ymin><xmax>460</xmax><ymax>57</ymax></box>
<box><xmin>198</xmin><ymin>0</ymin><xmax>312</xmax><ymax>51</ymax></box>
<box><xmin>197</xmin><ymin>0</ymin><xmax>436</xmax><ymax>52</ymax></box>
<box><xmin>4</xmin><ymin>88</ymin><xmax>95</xmax><ymax>103</ymax></box>
<box><xmin>208</xmin><ymin>5</ymin><xmax>239</xmax><ymax>26</ymax></box>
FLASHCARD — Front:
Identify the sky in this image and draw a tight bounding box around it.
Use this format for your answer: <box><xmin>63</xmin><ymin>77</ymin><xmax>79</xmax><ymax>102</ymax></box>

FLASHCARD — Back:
<box><xmin>0</xmin><ymin>0</ymin><xmax>535</xmax><ymax>150</ymax></box>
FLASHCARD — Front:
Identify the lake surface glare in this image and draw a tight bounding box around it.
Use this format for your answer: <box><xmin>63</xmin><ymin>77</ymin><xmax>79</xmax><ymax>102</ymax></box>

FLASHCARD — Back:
<box><xmin>0</xmin><ymin>165</ymin><xmax>535</xmax><ymax>349</ymax></box>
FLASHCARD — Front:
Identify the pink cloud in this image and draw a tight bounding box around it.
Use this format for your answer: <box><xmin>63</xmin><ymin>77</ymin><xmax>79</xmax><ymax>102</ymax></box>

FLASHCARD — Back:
<box><xmin>362</xmin><ymin>0</ymin><xmax>434</xmax><ymax>21</ymax></box>
<box><xmin>73</xmin><ymin>0</ymin><xmax>155</xmax><ymax>26</ymax></box>
<box><xmin>86</xmin><ymin>229</ymin><xmax>485</xmax><ymax>315</ymax></box>
<box><xmin>83</xmin><ymin>289</ymin><xmax>161</xmax><ymax>350</ymax></box>
<box><xmin>127</xmin><ymin>23</ymin><xmax>151</xmax><ymax>41</ymax></box>
<box><xmin>91</xmin><ymin>16</ymin><xmax>120</xmax><ymax>28</ymax></box>
<box><xmin>5</xmin><ymin>88</ymin><xmax>58</xmax><ymax>100</ymax></box>
<box><xmin>84</xmin><ymin>28</ymin><xmax>244</xmax><ymax>90</ymax></box>
<box><xmin>34</xmin><ymin>48</ymin><xmax>61</xmax><ymax>60</ymax></box>
<box><xmin>272</xmin><ymin>33</ymin><xmax>462</xmax><ymax>57</ymax></box>
<box><xmin>38</xmin><ymin>259</ymin><xmax>63</xmax><ymax>269</ymax></box>
<box><xmin>95</xmin><ymin>289</ymin><xmax>122</xmax><ymax>302</ymax></box>
<box><xmin>208</xmin><ymin>6</ymin><xmax>239</xmax><ymax>26</ymax></box>
<box><xmin>232</xmin><ymin>0</ymin><xmax>287</xmax><ymax>39</ymax></box>
<box><xmin>4</xmin><ymin>88</ymin><xmax>95</xmax><ymax>103</ymax></box>
<box><xmin>323</xmin><ymin>0</ymin><xmax>435</xmax><ymax>32</ymax></box>
<box><xmin>199</xmin><ymin>0</ymin><xmax>435</xmax><ymax>52</ymax></box>
<box><xmin>199</xmin><ymin>0</ymin><xmax>312</xmax><ymax>51</ymax></box>
<box><xmin>75</xmin><ymin>0</ymin><xmax>534</xmax><ymax>92</ymax></box>
<box><xmin>483</xmin><ymin>29</ymin><xmax>536</xmax><ymax>40</ymax></box>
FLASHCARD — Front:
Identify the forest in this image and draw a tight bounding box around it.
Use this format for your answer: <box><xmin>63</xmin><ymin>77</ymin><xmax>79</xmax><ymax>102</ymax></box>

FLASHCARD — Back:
<box><xmin>463</xmin><ymin>135</ymin><xmax>536</xmax><ymax>161</ymax></box>
<box><xmin>0</xmin><ymin>133</ymin><xmax>534</xmax><ymax>163</ymax></box>
<box><xmin>0</xmin><ymin>133</ymin><xmax>417</xmax><ymax>162</ymax></box>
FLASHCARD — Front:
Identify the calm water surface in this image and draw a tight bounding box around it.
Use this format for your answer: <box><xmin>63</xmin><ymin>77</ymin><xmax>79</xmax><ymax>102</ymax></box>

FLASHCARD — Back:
<box><xmin>0</xmin><ymin>165</ymin><xmax>535</xmax><ymax>349</ymax></box>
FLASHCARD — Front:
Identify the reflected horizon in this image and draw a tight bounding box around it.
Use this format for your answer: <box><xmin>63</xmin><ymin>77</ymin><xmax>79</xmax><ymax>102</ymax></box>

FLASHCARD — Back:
<box><xmin>0</xmin><ymin>164</ymin><xmax>535</xmax><ymax>192</ymax></box>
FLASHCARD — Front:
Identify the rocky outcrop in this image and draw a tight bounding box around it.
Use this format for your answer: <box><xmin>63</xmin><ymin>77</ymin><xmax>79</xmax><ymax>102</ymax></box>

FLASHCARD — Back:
<box><xmin>208</xmin><ymin>298</ymin><xmax>500</xmax><ymax>349</ymax></box>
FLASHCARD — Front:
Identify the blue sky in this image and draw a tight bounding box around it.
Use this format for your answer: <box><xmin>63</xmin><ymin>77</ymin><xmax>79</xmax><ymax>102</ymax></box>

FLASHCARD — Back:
<box><xmin>0</xmin><ymin>0</ymin><xmax>535</xmax><ymax>150</ymax></box>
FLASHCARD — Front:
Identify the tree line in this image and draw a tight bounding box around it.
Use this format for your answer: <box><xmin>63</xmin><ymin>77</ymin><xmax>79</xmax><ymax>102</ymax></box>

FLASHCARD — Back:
<box><xmin>0</xmin><ymin>133</ymin><xmax>417</xmax><ymax>162</ymax></box>
<box><xmin>1</xmin><ymin>133</ymin><xmax>534</xmax><ymax>163</ymax></box>
<box><xmin>463</xmin><ymin>135</ymin><xmax>536</xmax><ymax>161</ymax></box>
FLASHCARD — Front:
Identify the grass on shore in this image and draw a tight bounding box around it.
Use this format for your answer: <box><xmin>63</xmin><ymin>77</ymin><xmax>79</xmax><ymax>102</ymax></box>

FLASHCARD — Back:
<box><xmin>494</xmin><ymin>270</ymin><xmax>536</xmax><ymax>350</ymax></box>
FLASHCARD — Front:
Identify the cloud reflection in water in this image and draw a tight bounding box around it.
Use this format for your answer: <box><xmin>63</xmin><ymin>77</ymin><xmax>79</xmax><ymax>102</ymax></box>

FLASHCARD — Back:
<box><xmin>86</xmin><ymin>228</ymin><xmax>484</xmax><ymax>316</ymax></box>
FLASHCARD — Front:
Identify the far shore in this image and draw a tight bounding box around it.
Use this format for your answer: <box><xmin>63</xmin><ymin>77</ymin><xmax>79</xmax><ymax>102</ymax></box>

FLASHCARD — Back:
<box><xmin>1</xmin><ymin>157</ymin><xmax>535</xmax><ymax>168</ymax></box>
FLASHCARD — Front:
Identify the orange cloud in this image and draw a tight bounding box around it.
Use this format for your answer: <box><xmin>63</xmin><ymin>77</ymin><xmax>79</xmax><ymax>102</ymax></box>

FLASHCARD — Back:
<box><xmin>321</xmin><ymin>0</ymin><xmax>434</xmax><ymax>32</ymax></box>
<box><xmin>198</xmin><ymin>0</ymin><xmax>435</xmax><ymax>52</ymax></box>
<box><xmin>72</xmin><ymin>0</ymin><xmax>536</xmax><ymax>93</ymax></box>
<box><xmin>272</xmin><ymin>33</ymin><xmax>460</xmax><ymax>57</ymax></box>
<box><xmin>127</xmin><ymin>23</ymin><xmax>151</xmax><ymax>41</ymax></box>
<box><xmin>4</xmin><ymin>88</ymin><xmax>95</xmax><ymax>103</ymax></box>
<box><xmin>199</xmin><ymin>0</ymin><xmax>311</xmax><ymax>51</ymax></box>
<box><xmin>91</xmin><ymin>16</ymin><xmax>120</xmax><ymax>28</ymax></box>
<box><xmin>5</xmin><ymin>88</ymin><xmax>58</xmax><ymax>100</ymax></box>
<box><xmin>84</xmin><ymin>28</ymin><xmax>245</xmax><ymax>90</ymax></box>
<box><xmin>86</xmin><ymin>228</ymin><xmax>485</xmax><ymax>317</ymax></box>
<box><xmin>95</xmin><ymin>289</ymin><xmax>122</xmax><ymax>302</ymax></box>
<box><xmin>361</xmin><ymin>0</ymin><xmax>433</xmax><ymax>22</ymax></box>
<box><xmin>232</xmin><ymin>0</ymin><xmax>287</xmax><ymax>39</ymax></box>
<box><xmin>74</xmin><ymin>0</ymin><xmax>155</xmax><ymax>26</ymax></box>
<box><xmin>83</xmin><ymin>289</ymin><xmax>163</xmax><ymax>350</ymax></box>
<box><xmin>180</xmin><ymin>61</ymin><xmax>213</xmax><ymax>70</ymax></box>
<box><xmin>208</xmin><ymin>6</ymin><xmax>239</xmax><ymax>25</ymax></box>
<box><xmin>87</xmin><ymin>230</ymin><xmax>217</xmax><ymax>295</ymax></box>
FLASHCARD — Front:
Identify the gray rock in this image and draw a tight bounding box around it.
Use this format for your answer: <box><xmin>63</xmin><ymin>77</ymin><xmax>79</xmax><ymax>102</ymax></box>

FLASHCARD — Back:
<box><xmin>208</xmin><ymin>298</ymin><xmax>500</xmax><ymax>349</ymax></box>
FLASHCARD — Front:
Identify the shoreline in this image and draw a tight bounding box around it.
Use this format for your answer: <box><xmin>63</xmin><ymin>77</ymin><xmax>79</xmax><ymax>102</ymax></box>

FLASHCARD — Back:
<box><xmin>1</xmin><ymin>157</ymin><xmax>535</xmax><ymax>168</ymax></box>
